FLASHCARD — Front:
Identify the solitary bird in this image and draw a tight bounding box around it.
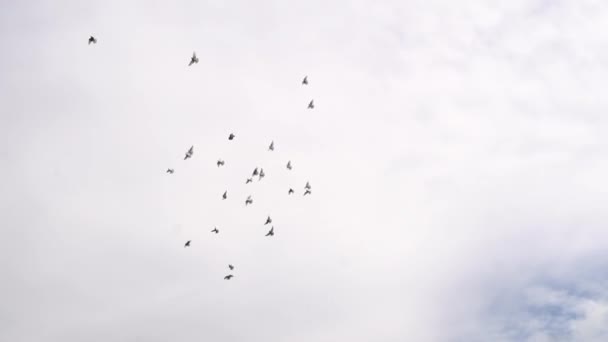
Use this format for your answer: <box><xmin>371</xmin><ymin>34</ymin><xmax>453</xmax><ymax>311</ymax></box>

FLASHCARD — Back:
<box><xmin>88</xmin><ymin>36</ymin><xmax>97</xmax><ymax>44</ymax></box>
<box><xmin>308</xmin><ymin>100</ymin><xmax>315</xmax><ymax>109</ymax></box>
<box><xmin>166</xmin><ymin>169</ymin><xmax>174</xmax><ymax>174</ymax></box>
<box><xmin>211</xmin><ymin>227</ymin><xmax>219</xmax><ymax>234</ymax></box>
<box><xmin>228</xmin><ymin>133</ymin><xmax>235</xmax><ymax>140</ymax></box>
<box><xmin>286</xmin><ymin>161</ymin><xmax>292</xmax><ymax>170</ymax></box>
<box><xmin>302</xmin><ymin>76</ymin><xmax>308</xmax><ymax>85</ymax></box>
<box><xmin>252</xmin><ymin>168</ymin><xmax>259</xmax><ymax>176</ymax></box>
<box><xmin>228</xmin><ymin>264</ymin><xmax>234</xmax><ymax>270</ymax></box>
<box><xmin>268</xmin><ymin>141</ymin><xmax>274</xmax><ymax>151</ymax></box>
<box><xmin>304</xmin><ymin>189</ymin><xmax>312</xmax><ymax>196</ymax></box>
<box><xmin>184</xmin><ymin>240</ymin><xmax>191</xmax><ymax>247</ymax></box>
<box><xmin>258</xmin><ymin>168</ymin><xmax>265</xmax><ymax>181</ymax></box>
<box><xmin>305</xmin><ymin>181</ymin><xmax>311</xmax><ymax>190</ymax></box>
<box><xmin>222</xmin><ymin>191</ymin><xmax>227</xmax><ymax>200</ymax></box>
<box><xmin>184</xmin><ymin>146</ymin><xmax>194</xmax><ymax>160</ymax></box>
<box><xmin>265</xmin><ymin>227</ymin><xmax>274</xmax><ymax>237</ymax></box>
<box><xmin>224</xmin><ymin>274</ymin><xmax>234</xmax><ymax>280</ymax></box>
<box><xmin>288</xmin><ymin>188</ymin><xmax>294</xmax><ymax>195</ymax></box>
<box><xmin>245</xmin><ymin>195</ymin><xmax>253</xmax><ymax>206</ymax></box>
<box><xmin>246</xmin><ymin>178</ymin><xmax>253</xmax><ymax>184</ymax></box>
<box><xmin>188</xmin><ymin>52</ymin><xmax>199</xmax><ymax>66</ymax></box>
<box><xmin>265</xmin><ymin>216</ymin><xmax>272</xmax><ymax>225</ymax></box>
<box><xmin>217</xmin><ymin>159</ymin><xmax>225</xmax><ymax>167</ymax></box>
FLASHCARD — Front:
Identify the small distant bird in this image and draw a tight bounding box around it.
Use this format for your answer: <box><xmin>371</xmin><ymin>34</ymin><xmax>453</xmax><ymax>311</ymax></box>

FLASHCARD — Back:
<box><xmin>217</xmin><ymin>159</ymin><xmax>225</xmax><ymax>167</ymax></box>
<box><xmin>265</xmin><ymin>216</ymin><xmax>272</xmax><ymax>225</ymax></box>
<box><xmin>268</xmin><ymin>141</ymin><xmax>274</xmax><ymax>151</ymax></box>
<box><xmin>252</xmin><ymin>168</ymin><xmax>259</xmax><ymax>176</ymax></box>
<box><xmin>166</xmin><ymin>169</ymin><xmax>174</xmax><ymax>174</ymax></box>
<box><xmin>245</xmin><ymin>195</ymin><xmax>253</xmax><ymax>206</ymax></box>
<box><xmin>308</xmin><ymin>100</ymin><xmax>315</xmax><ymax>109</ymax></box>
<box><xmin>288</xmin><ymin>188</ymin><xmax>294</xmax><ymax>195</ymax></box>
<box><xmin>259</xmin><ymin>168</ymin><xmax>265</xmax><ymax>181</ymax></box>
<box><xmin>246</xmin><ymin>178</ymin><xmax>253</xmax><ymax>184</ymax></box>
<box><xmin>305</xmin><ymin>181</ymin><xmax>311</xmax><ymax>190</ymax></box>
<box><xmin>88</xmin><ymin>36</ymin><xmax>97</xmax><ymax>45</ymax></box>
<box><xmin>265</xmin><ymin>227</ymin><xmax>274</xmax><ymax>237</ymax></box>
<box><xmin>286</xmin><ymin>161</ymin><xmax>292</xmax><ymax>170</ymax></box>
<box><xmin>304</xmin><ymin>189</ymin><xmax>312</xmax><ymax>196</ymax></box>
<box><xmin>222</xmin><ymin>191</ymin><xmax>227</xmax><ymax>200</ymax></box>
<box><xmin>188</xmin><ymin>52</ymin><xmax>199</xmax><ymax>66</ymax></box>
<box><xmin>302</xmin><ymin>76</ymin><xmax>308</xmax><ymax>85</ymax></box>
<box><xmin>228</xmin><ymin>264</ymin><xmax>234</xmax><ymax>270</ymax></box>
<box><xmin>184</xmin><ymin>240</ymin><xmax>191</xmax><ymax>247</ymax></box>
<box><xmin>211</xmin><ymin>227</ymin><xmax>219</xmax><ymax>234</ymax></box>
<box><xmin>228</xmin><ymin>133</ymin><xmax>235</xmax><ymax>140</ymax></box>
<box><xmin>184</xmin><ymin>146</ymin><xmax>194</xmax><ymax>160</ymax></box>
<box><xmin>224</xmin><ymin>274</ymin><xmax>234</xmax><ymax>280</ymax></box>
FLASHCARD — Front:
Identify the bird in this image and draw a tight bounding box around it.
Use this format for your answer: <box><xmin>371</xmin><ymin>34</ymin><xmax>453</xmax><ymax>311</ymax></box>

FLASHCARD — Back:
<box><xmin>258</xmin><ymin>168</ymin><xmax>265</xmax><ymax>181</ymax></box>
<box><xmin>228</xmin><ymin>133</ymin><xmax>235</xmax><ymax>140</ymax></box>
<box><xmin>211</xmin><ymin>227</ymin><xmax>219</xmax><ymax>234</ymax></box>
<box><xmin>184</xmin><ymin>146</ymin><xmax>194</xmax><ymax>160</ymax></box>
<box><xmin>224</xmin><ymin>274</ymin><xmax>234</xmax><ymax>280</ymax></box>
<box><xmin>184</xmin><ymin>240</ymin><xmax>191</xmax><ymax>247</ymax></box>
<box><xmin>302</xmin><ymin>76</ymin><xmax>308</xmax><ymax>85</ymax></box>
<box><xmin>304</xmin><ymin>189</ymin><xmax>312</xmax><ymax>196</ymax></box>
<box><xmin>265</xmin><ymin>227</ymin><xmax>274</xmax><ymax>237</ymax></box>
<box><xmin>286</xmin><ymin>161</ymin><xmax>292</xmax><ymax>170</ymax></box>
<box><xmin>228</xmin><ymin>264</ymin><xmax>234</xmax><ymax>270</ymax></box>
<box><xmin>88</xmin><ymin>36</ymin><xmax>97</xmax><ymax>45</ymax></box>
<box><xmin>166</xmin><ymin>169</ymin><xmax>174</xmax><ymax>174</ymax></box>
<box><xmin>188</xmin><ymin>52</ymin><xmax>199</xmax><ymax>66</ymax></box>
<box><xmin>288</xmin><ymin>188</ymin><xmax>294</xmax><ymax>195</ymax></box>
<box><xmin>268</xmin><ymin>141</ymin><xmax>274</xmax><ymax>151</ymax></box>
<box><xmin>246</xmin><ymin>178</ymin><xmax>253</xmax><ymax>184</ymax></box>
<box><xmin>265</xmin><ymin>216</ymin><xmax>272</xmax><ymax>225</ymax></box>
<box><xmin>217</xmin><ymin>159</ymin><xmax>225</xmax><ymax>167</ymax></box>
<box><xmin>305</xmin><ymin>181</ymin><xmax>311</xmax><ymax>190</ymax></box>
<box><xmin>252</xmin><ymin>168</ymin><xmax>259</xmax><ymax>176</ymax></box>
<box><xmin>222</xmin><ymin>191</ymin><xmax>227</xmax><ymax>200</ymax></box>
<box><xmin>245</xmin><ymin>195</ymin><xmax>253</xmax><ymax>206</ymax></box>
<box><xmin>308</xmin><ymin>100</ymin><xmax>315</xmax><ymax>109</ymax></box>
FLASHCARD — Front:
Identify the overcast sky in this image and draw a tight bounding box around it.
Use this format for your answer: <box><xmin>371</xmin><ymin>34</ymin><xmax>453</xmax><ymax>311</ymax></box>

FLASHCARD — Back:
<box><xmin>2</xmin><ymin>0</ymin><xmax>608</xmax><ymax>341</ymax></box>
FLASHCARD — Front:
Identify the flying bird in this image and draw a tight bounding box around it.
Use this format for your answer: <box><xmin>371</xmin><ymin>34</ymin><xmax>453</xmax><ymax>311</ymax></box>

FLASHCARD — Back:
<box><xmin>258</xmin><ymin>168</ymin><xmax>265</xmax><ymax>181</ymax></box>
<box><xmin>166</xmin><ymin>169</ymin><xmax>174</xmax><ymax>174</ymax></box>
<box><xmin>246</xmin><ymin>178</ymin><xmax>253</xmax><ymax>184</ymax></box>
<box><xmin>288</xmin><ymin>188</ymin><xmax>294</xmax><ymax>195</ymax></box>
<box><xmin>222</xmin><ymin>191</ymin><xmax>227</xmax><ymax>200</ymax></box>
<box><xmin>302</xmin><ymin>76</ymin><xmax>308</xmax><ymax>85</ymax></box>
<box><xmin>304</xmin><ymin>189</ymin><xmax>312</xmax><ymax>196</ymax></box>
<box><xmin>88</xmin><ymin>36</ymin><xmax>97</xmax><ymax>44</ymax></box>
<box><xmin>268</xmin><ymin>141</ymin><xmax>274</xmax><ymax>151</ymax></box>
<box><xmin>245</xmin><ymin>195</ymin><xmax>253</xmax><ymax>206</ymax></box>
<box><xmin>224</xmin><ymin>274</ymin><xmax>234</xmax><ymax>280</ymax></box>
<box><xmin>286</xmin><ymin>161</ymin><xmax>292</xmax><ymax>170</ymax></box>
<box><xmin>265</xmin><ymin>216</ymin><xmax>272</xmax><ymax>225</ymax></box>
<box><xmin>228</xmin><ymin>264</ymin><xmax>234</xmax><ymax>270</ymax></box>
<box><xmin>228</xmin><ymin>133</ymin><xmax>235</xmax><ymax>140</ymax></box>
<box><xmin>184</xmin><ymin>240</ymin><xmax>191</xmax><ymax>247</ymax></box>
<box><xmin>305</xmin><ymin>181</ymin><xmax>311</xmax><ymax>190</ymax></box>
<box><xmin>188</xmin><ymin>52</ymin><xmax>199</xmax><ymax>66</ymax></box>
<box><xmin>217</xmin><ymin>159</ymin><xmax>225</xmax><ymax>167</ymax></box>
<box><xmin>308</xmin><ymin>100</ymin><xmax>315</xmax><ymax>109</ymax></box>
<box><xmin>252</xmin><ymin>168</ymin><xmax>259</xmax><ymax>176</ymax></box>
<box><xmin>265</xmin><ymin>227</ymin><xmax>274</xmax><ymax>237</ymax></box>
<box><xmin>184</xmin><ymin>146</ymin><xmax>194</xmax><ymax>160</ymax></box>
<box><xmin>211</xmin><ymin>227</ymin><xmax>219</xmax><ymax>234</ymax></box>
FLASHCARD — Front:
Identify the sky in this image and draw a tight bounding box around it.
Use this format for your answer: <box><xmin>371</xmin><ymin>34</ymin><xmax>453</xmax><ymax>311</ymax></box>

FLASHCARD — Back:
<box><xmin>2</xmin><ymin>0</ymin><xmax>608</xmax><ymax>341</ymax></box>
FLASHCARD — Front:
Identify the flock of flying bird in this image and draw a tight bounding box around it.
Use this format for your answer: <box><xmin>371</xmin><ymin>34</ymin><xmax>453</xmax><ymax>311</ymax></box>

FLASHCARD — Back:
<box><xmin>89</xmin><ymin>35</ymin><xmax>317</xmax><ymax>281</ymax></box>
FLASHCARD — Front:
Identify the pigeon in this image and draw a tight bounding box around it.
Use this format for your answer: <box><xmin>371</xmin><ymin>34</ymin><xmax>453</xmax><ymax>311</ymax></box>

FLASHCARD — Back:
<box><xmin>88</xmin><ymin>36</ymin><xmax>97</xmax><ymax>45</ymax></box>
<box><xmin>304</xmin><ymin>189</ymin><xmax>312</xmax><ymax>196</ymax></box>
<box><xmin>245</xmin><ymin>195</ymin><xmax>253</xmax><ymax>206</ymax></box>
<box><xmin>308</xmin><ymin>100</ymin><xmax>315</xmax><ymax>109</ymax></box>
<box><xmin>305</xmin><ymin>181</ymin><xmax>311</xmax><ymax>190</ymax></box>
<box><xmin>228</xmin><ymin>264</ymin><xmax>234</xmax><ymax>270</ymax></box>
<box><xmin>252</xmin><ymin>168</ymin><xmax>259</xmax><ymax>176</ymax></box>
<box><xmin>288</xmin><ymin>188</ymin><xmax>294</xmax><ymax>195</ymax></box>
<box><xmin>211</xmin><ymin>227</ymin><xmax>219</xmax><ymax>234</ymax></box>
<box><xmin>302</xmin><ymin>76</ymin><xmax>308</xmax><ymax>85</ymax></box>
<box><xmin>228</xmin><ymin>133</ymin><xmax>235</xmax><ymax>140</ymax></box>
<box><xmin>265</xmin><ymin>216</ymin><xmax>272</xmax><ymax>225</ymax></box>
<box><xmin>166</xmin><ymin>169</ymin><xmax>174</xmax><ymax>174</ymax></box>
<box><xmin>222</xmin><ymin>191</ymin><xmax>227</xmax><ymax>200</ymax></box>
<box><xmin>258</xmin><ymin>168</ymin><xmax>265</xmax><ymax>181</ymax></box>
<box><xmin>224</xmin><ymin>274</ymin><xmax>234</xmax><ymax>280</ymax></box>
<box><xmin>184</xmin><ymin>146</ymin><xmax>194</xmax><ymax>160</ymax></box>
<box><xmin>184</xmin><ymin>240</ymin><xmax>191</xmax><ymax>247</ymax></box>
<box><xmin>265</xmin><ymin>227</ymin><xmax>274</xmax><ymax>237</ymax></box>
<box><xmin>268</xmin><ymin>141</ymin><xmax>274</xmax><ymax>151</ymax></box>
<box><xmin>246</xmin><ymin>178</ymin><xmax>253</xmax><ymax>184</ymax></box>
<box><xmin>217</xmin><ymin>159</ymin><xmax>225</xmax><ymax>167</ymax></box>
<box><xmin>188</xmin><ymin>52</ymin><xmax>199</xmax><ymax>66</ymax></box>
<box><xmin>286</xmin><ymin>161</ymin><xmax>292</xmax><ymax>170</ymax></box>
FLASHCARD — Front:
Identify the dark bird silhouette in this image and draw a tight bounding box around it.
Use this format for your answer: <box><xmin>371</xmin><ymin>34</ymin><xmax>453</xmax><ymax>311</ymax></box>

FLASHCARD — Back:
<box><xmin>222</xmin><ymin>191</ymin><xmax>227</xmax><ymax>200</ymax></box>
<box><xmin>252</xmin><ymin>168</ymin><xmax>259</xmax><ymax>176</ymax></box>
<box><xmin>246</xmin><ymin>178</ymin><xmax>253</xmax><ymax>184</ymax></box>
<box><xmin>245</xmin><ymin>195</ymin><xmax>253</xmax><ymax>206</ymax></box>
<box><xmin>268</xmin><ymin>141</ymin><xmax>274</xmax><ymax>151</ymax></box>
<box><xmin>288</xmin><ymin>188</ymin><xmax>294</xmax><ymax>195</ymax></box>
<box><xmin>228</xmin><ymin>133</ymin><xmax>235</xmax><ymax>140</ymax></box>
<box><xmin>211</xmin><ymin>227</ymin><xmax>219</xmax><ymax>234</ymax></box>
<box><xmin>258</xmin><ymin>168</ymin><xmax>265</xmax><ymax>181</ymax></box>
<box><xmin>228</xmin><ymin>264</ymin><xmax>234</xmax><ymax>270</ymax></box>
<box><xmin>166</xmin><ymin>169</ymin><xmax>174</xmax><ymax>174</ymax></box>
<box><xmin>188</xmin><ymin>52</ymin><xmax>199</xmax><ymax>66</ymax></box>
<box><xmin>184</xmin><ymin>240</ymin><xmax>191</xmax><ymax>247</ymax></box>
<box><xmin>184</xmin><ymin>146</ymin><xmax>194</xmax><ymax>160</ymax></box>
<box><xmin>308</xmin><ymin>100</ymin><xmax>315</xmax><ymax>109</ymax></box>
<box><xmin>286</xmin><ymin>161</ymin><xmax>292</xmax><ymax>170</ymax></box>
<box><xmin>265</xmin><ymin>216</ymin><xmax>272</xmax><ymax>225</ymax></box>
<box><xmin>304</xmin><ymin>189</ymin><xmax>312</xmax><ymax>196</ymax></box>
<box><xmin>305</xmin><ymin>181</ymin><xmax>311</xmax><ymax>190</ymax></box>
<box><xmin>302</xmin><ymin>76</ymin><xmax>308</xmax><ymax>85</ymax></box>
<box><xmin>224</xmin><ymin>274</ymin><xmax>234</xmax><ymax>280</ymax></box>
<box><xmin>265</xmin><ymin>227</ymin><xmax>274</xmax><ymax>237</ymax></box>
<box><xmin>217</xmin><ymin>159</ymin><xmax>225</xmax><ymax>167</ymax></box>
<box><xmin>88</xmin><ymin>36</ymin><xmax>97</xmax><ymax>44</ymax></box>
